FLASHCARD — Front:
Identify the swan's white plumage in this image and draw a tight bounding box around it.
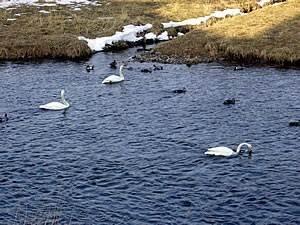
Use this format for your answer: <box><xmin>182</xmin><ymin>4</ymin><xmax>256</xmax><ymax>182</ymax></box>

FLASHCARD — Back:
<box><xmin>102</xmin><ymin>65</ymin><xmax>124</xmax><ymax>84</ymax></box>
<box><xmin>204</xmin><ymin>143</ymin><xmax>252</xmax><ymax>157</ymax></box>
<box><xmin>39</xmin><ymin>89</ymin><xmax>70</xmax><ymax>110</ymax></box>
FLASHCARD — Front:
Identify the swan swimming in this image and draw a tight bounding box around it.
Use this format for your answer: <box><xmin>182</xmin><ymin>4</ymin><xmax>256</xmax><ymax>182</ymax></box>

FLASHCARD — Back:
<box><xmin>204</xmin><ymin>143</ymin><xmax>252</xmax><ymax>157</ymax></box>
<box><xmin>102</xmin><ymin>65</ymin><xmax>124</xmax><ymax>84</ymax></box>
<box><xmin>39</xmin><ymin>89</ymin><xmax>70</xmax><ymax>110</ymax></box>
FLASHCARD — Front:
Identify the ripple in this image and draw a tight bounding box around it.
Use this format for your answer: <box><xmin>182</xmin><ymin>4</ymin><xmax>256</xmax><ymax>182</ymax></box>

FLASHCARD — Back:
<box><xmin>0</xmin><ymin>55</ymin><xmax>300</xmax><ymax>224</ymax></box>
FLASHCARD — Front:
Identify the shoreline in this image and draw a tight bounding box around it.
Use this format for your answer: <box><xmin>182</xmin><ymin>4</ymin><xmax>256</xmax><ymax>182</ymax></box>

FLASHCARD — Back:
<box><xmin>0</xmin><ymin>0</ymin><xmax>299</xmax><ymax>68</ymax></box>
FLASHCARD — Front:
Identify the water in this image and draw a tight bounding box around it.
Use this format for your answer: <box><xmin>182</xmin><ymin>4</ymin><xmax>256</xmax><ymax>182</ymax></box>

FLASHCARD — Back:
<box><xmin>0</xmin><ymin>48</ymin><xmax>299</xmax><ymax>224</ymax></box>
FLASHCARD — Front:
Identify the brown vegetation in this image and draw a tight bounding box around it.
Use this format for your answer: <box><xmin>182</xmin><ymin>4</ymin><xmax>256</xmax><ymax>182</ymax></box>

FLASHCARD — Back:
<box><xmin>150</xmin><ymin>0</ymin><xmax>300</xmax><ymax>67</ymax></box>
<box><xmin>0</xmin><ymin>0</ymin><xmax>299</xmax><ymax>67</ymax></box>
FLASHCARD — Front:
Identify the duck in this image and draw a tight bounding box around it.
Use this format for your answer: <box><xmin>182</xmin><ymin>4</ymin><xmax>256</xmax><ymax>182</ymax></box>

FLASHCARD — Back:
<box><xmin>39</xmin><ymin>89</ymin><xmax>70</xmax><ymax>110</ymax></box>
<box><xmin>173</xmin><ymin>87</ymin><xmax>186</xmax><ymax>93</ymax></box>
<box><xmin>109</xmin><ymin>60</ymin><xmax>117</xmax><ymax>69</ymax></box>
<box><xmin>102</xmin><ymin>65</ymin><xmax>124</xmax><ymax>84</ymax></box>
<box><xmin>289</xmin><ymin>120</ymin><xmax>300</xmax><ymax>126</ymax></box>
<box><xmin>204</xmin><ymin>143</ymin><xmax>253</xmax><ymax>157</ymax></box>
<box><xmin>223</xmin><ymin>98</ymin><xmax>235</xmax><ymax>105</ymax></box>
<box><xmin>141</xmin><ymin>68</ymin><xmax>152</xmax><ymax>73</ymax></box>
<box><xmin>234</xmin><ymin>66</ymin><xmax>244</xmax><ymax>71</ymax></box>
<box><xmin>86</xmin><ymin>65</ymin><xmax>94</xmax><ymax>72</ymax></box>
<box><xmin>153</xmin><ymin>65</ymin><xmax>163</xmax><ymax>71</ymax></box>
<box><xmin>0</xmin><ymin>113</ymin><xmax>8</xmax><ymax>122</ymax></box>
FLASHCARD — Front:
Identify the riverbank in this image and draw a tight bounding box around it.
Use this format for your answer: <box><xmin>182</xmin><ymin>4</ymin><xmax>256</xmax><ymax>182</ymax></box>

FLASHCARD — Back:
<box><xmin>138</xmin><ymin>0</ymin><xmax>300</xmax><ymax>68</ymax></box>
<box><xmin>0</xmin><ymin>0</ymin><xmax>299</xmax><ymax>68</ymax></box>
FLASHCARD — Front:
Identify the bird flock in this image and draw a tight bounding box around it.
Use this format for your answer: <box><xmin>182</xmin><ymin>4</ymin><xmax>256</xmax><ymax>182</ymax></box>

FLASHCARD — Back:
<box><xmin>2</xmin><ymin>62</ymin><xmax>299</xmax><ymax>158</ymax></box>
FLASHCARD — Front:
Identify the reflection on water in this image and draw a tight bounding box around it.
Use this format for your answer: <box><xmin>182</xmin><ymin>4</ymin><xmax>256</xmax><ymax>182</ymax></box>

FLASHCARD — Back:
<box><xmin>0</xmin><ymin>49</ymin><xmax>299</xmax><ymax>224</ymax></box>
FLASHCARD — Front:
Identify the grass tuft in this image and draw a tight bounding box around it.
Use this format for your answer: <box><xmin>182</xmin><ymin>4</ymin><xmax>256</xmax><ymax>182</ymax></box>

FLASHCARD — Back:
<box><xmin>151</xmin><ymin>0</ymin><xmax>300</xmax><ymax>67</ymax></box>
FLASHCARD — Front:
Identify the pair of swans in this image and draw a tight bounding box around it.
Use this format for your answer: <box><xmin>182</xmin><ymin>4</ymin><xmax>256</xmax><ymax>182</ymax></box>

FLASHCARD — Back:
<box><xmin>39</xmin><ymin>65</ymin><xmax>124</xmax><ymax>110</ymax></box>
<box><xmin>204</xmin><ymin>143</ymin><xmax>252</xmax><ymax>157</ymax></box>
<box><xmin>39</xmin><ymin>89</ymin><xmax>70</xmax><ymax>110</ymax></box>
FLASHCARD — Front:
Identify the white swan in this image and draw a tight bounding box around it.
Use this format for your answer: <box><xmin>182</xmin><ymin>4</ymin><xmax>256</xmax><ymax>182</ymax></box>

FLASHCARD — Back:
<box><xmin>102</xmin><ymin>65</ymin><xmax>124</xmax><ymax>84</ymax></box>
<box><xmin>204</xmin><ymin>143</ymin><xmax>252</xmax><ymax>157</ymax></box>
<box><xmin>39</xmin><ymin>89</ymin><xmax>70</xmax><ymax>110</ymax></box>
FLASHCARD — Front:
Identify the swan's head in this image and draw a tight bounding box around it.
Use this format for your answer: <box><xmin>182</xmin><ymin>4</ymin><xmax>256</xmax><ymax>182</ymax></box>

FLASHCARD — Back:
<box><xmin>61</xmin><ymin>90</ymin><xmax>65</xmax><ymax>96</ymax></box>
<box><xmin>245</xmin><ymin>143</ymin><xmax>253</xmax><ymax>154</ymax></box>
<box><xmin>249</xmin><ymin>145</ymin><xmax>253</xmax><ymax>152</ymax></box>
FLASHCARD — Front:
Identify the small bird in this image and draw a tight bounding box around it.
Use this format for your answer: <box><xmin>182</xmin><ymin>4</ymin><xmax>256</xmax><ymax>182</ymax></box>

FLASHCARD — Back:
<box><xmin>110</xmin><ymin>60</ymin><xmax>117</xmax><ymax>69</ymax></box>
<box><xmin>223</xmin><ymin>98</ymin><xmax>235</xmax><ymax>105</ymax></box>
<box><xmin>153</xmin><ymin>65</ymin><xmax>163</xmax><ymax>71</ymax></box>
<box><xmin>0</xmin><ymin>113</ymin><xmax>8</xmax><ymax>122</ymax></box>
<box><xmin>289</xmin><ymin>120</ymin><xmax>300</xmax><ymax>126</ymax></box>
<box><xmin>234</xmin><ymin>66</ymin><xmax>244</xmax><ymax>71</ymax></box>
<box><xmin>141</xmin><ymin>68</ymin><xmax>152</xmax><ymax>73</ymax></box>
<box><xmin>86</xmin><ymin>65</ymin><xmax>94</xmax><ymax>72</ymax></box>
<box><xmin>173</xmin><ymin>87</ymin><xmax>186</xmax><ymax>93</ymax></box>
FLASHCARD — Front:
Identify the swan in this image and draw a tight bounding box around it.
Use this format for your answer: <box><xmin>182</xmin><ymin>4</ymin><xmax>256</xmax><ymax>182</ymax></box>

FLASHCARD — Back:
<box><xmin>223</xmin><ymin>98</ymin><xmax>235</xmax><ymax>105</ymax></box>
<box><xmin>204</xmin><ymin>143</ymin><xmax>252</xmax><ymax>157</ymax></box>
<box><xmin>39</xmin><ymin>89</ymin><xmax>70</xmax><ymax>110</ymax></box>
<box><xmin>102</xmin><ymin>65</ymin><xmax>124</xmax><ymax>84</ymax></box>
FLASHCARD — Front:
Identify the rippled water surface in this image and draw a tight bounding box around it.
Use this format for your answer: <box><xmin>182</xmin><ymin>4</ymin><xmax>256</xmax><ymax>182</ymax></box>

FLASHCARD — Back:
<box><xmin>0</xmin><ymin>48</ymin><xmax>299</xmax><ymax>224</ymax></box>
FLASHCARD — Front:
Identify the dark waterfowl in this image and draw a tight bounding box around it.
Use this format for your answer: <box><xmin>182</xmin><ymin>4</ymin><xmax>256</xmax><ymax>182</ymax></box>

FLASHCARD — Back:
<box><xmin>0</xmin><ymin>113</ymin><xmax>8</xmax><ymax>122</ymax></box>
<box><xmin>234</xmin><ymin>66</ymin><xmax>244</xmax><ymax>71</ymax></box>
<box><xmin>289</xmin><ymin>120</ymin><xmax>300</xmax><ymax>126</ymax></box>
<box><xmin>110</xmin><ymin>60</ymin><xmax>117</xmax><ymax>69</ymax></box>
<box><xmin>173</xmin><ymin>87</ymin><xmax>186</xmax><ymax>93</ymax></box>
<box><xmin>153</xmin><ymin>65</ymin><xmax>163</xmax><ymax>71</ymax></box>
<box><xmin>141</xmin><ymin>68</ymin><xmax>152</xmax><ymax>73</ymax></box>
<box><xmin>86</xmin><ymin>65</ymin><xmax>94</xmax><ymax>72</ymax></box>
<box><xmin>223</xmin><ymin>98</ymin><xmax>235</xmax><ymax>105</ymax></box>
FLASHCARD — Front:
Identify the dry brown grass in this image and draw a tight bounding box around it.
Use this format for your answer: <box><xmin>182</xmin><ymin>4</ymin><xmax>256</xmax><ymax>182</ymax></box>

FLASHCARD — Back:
<box><xmin>0</xmin><ymin>0</ymin><xmax>298</xmax><ymax>66</ymax></box>
<box><xmin>153</xmin><ymin>0</ymin><xmax>300</xmax><ymax>67</ymax></box>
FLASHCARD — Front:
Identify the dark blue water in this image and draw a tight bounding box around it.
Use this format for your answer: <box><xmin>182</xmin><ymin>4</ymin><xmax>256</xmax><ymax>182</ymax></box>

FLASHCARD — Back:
<box><xmin>0</xmin><ymin>48</ymin><xmax>299</xmax><ymax>224</ymax></box>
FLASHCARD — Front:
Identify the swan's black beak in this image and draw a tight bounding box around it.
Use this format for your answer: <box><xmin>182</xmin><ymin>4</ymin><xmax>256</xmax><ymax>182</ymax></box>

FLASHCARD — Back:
<box><xmin>248</xmin><ymin>146</ymin><xmax>253</xmax><ymax>156</ymax></box>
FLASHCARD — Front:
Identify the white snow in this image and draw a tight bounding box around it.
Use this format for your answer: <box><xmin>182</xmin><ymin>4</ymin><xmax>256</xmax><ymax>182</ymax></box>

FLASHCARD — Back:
<box><xmin>257</xmin><ymin>0</ymin><xmax>272</xmax><ymax>7</ymax></box>
<box><xmin>0</xmin><ymin>0</ymin><xmax>100</xmax><ymax>8</ymax></box>
<box><xmin>78</xmin><ymin>24</ymin><xmax>153</xmax><ymax>52</ymax></box>
<box><xmin>145</xmin><ymin>32</ymin><xmax>157</xmax><ymax>40</ymax></box>
<box><xmin>39</xmin><ymin>10</ymin><xmax>51</xmax><ymax>14</ymax></box>
<box><xmin>157</xmin><ymin>31</ymin><xmax>169</xmax><ymax>41</ymax></box>
<box><xmin>0</xmin><ymin>0</ymin><xmax>281</xmax><ymax>53</ymax></box>
<box><xmin>162</xmin><ymin>8</ymin><xmax>242</xmax><ymax>29</ymax></box>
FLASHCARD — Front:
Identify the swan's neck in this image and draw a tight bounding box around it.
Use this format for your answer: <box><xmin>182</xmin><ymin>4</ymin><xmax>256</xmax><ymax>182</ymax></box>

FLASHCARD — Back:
<box><xmin>61</xmin><ymin>92</ymin><xmax>69</xmax><ymax>107</ymax></box>
<box><xmin>236</xmin><ymin>143</ymin><xmax>251</xmax><ymax>153</ymax></box>
<box><xmin>119</xmin><ymin>65</ymin><xmax>124</xmax><ymax>78</ymax></box>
